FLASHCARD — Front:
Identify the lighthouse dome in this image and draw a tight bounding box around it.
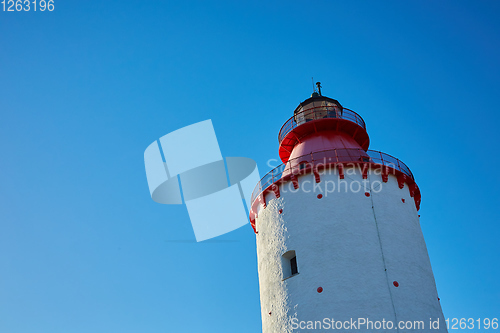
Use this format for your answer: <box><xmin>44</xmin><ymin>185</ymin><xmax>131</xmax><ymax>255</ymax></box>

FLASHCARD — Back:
<box><xmin>294</xmin><ymin>95</ymin><xmax>343</xmax><ymax>125</ymax></box>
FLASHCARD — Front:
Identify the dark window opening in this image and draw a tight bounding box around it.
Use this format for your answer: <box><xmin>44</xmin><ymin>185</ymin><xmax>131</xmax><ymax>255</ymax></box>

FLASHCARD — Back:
<box><xmin>290</xmin><ymin>256</ymin><xmax>298</xmax><ymax>275</ymax></box>
<box><xmin>282</xmin><ymin>250</ymin><xmax>299</xmax><ymax>279</ymax></box>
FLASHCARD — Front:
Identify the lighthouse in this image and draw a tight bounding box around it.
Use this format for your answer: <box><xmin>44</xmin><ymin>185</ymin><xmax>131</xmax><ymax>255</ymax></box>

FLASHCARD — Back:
<box><xmin>249</xmin><ymin>85</ymin><xmax>447</xmax><ymax>332</ymax></box>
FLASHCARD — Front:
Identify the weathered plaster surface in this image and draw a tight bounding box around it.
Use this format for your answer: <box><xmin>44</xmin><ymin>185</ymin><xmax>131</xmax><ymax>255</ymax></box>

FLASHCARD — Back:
<box><xmin>255</xmin><ymin>167</ymin><xmax>446</xmax><ymax>333</ymax></box>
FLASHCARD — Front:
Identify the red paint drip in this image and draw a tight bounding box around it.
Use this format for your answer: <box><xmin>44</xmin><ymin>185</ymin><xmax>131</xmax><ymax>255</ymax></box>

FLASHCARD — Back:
<box><xmin>401</xmin><ymin>198</ymin><xmax>405</xmax><ymax>203</ymax></box>
<box><xmin>279</xmin><ymin>209</ymin><xmax>283</xmax><ymax>214</ymax></box>
<box><xmin>393</xmin><ymin>281</ymin><xmax>399</xmax><ymax>287</ymax></box>
<box><xmin>317</xmin><ymin>287</ymin><xmax>323</xmax><ymax>293</ymax></box>
<box><xmin>317</xmin><ymin>194</ymin><xmax>323</xmax><ymax>199</ymax></box>
<box><xmin>365</xmin><ymin>192</ymin><xmax>370</xmax><ymax>197</ymax></box>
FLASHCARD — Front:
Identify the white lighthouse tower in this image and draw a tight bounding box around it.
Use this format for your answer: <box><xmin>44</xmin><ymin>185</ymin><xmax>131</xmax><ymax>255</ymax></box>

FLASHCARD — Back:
<box><xmin>249</xmin><ymin>85</ymin><xmax>447</xmax><ymax>333</ymax></box>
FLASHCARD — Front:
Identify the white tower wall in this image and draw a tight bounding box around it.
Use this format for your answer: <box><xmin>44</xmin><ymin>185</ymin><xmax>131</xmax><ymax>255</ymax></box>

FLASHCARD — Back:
<box><xmin>255</xmin><ymin>166</ymin><xmax>446</xmax><ymax>333</ymax></box>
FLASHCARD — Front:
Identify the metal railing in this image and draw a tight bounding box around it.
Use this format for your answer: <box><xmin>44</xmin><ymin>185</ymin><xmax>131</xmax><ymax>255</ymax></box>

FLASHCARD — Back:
<box><xmin>251</xmin><ymin>148</ymin><xmax>414</xmax><ymax>204</ymax></box>
<box><xmin>278</xmin><ymin>107</ymin><xmax>366</xmax><ymax>143</ymax></box>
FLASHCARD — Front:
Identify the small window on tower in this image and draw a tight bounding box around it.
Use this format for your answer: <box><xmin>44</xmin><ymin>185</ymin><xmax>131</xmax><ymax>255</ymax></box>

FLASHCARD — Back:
<box><xmin>282</xmin><ymin>250</ymin><xmax>299</xmax><ymax>280</ymax></box>
<box><xmin>290</xmin><ymin>256</ymin><xmax>298</xmax><ymax>275</ymax></box>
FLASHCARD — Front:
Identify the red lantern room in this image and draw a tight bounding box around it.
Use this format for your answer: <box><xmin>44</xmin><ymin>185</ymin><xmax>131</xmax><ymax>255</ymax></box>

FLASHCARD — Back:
<box><xmin>249</xmin><ymin>83</ymin><xmax>421</xmax><ymax>232</ymax></box>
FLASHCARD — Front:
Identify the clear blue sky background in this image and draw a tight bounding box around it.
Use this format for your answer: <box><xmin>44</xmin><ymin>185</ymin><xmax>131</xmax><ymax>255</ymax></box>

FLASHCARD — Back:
<box><xmin>1</xmin><ymin>1</ymin><xmax>499</xmax><ymax>332</ymax></box>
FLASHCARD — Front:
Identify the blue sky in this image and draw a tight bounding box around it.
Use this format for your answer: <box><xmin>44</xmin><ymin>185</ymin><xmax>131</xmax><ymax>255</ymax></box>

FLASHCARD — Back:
<box><xmin>1</xmin><ymin>1</ymin><xmax>499</xmax><ymax>332</ymax></box>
